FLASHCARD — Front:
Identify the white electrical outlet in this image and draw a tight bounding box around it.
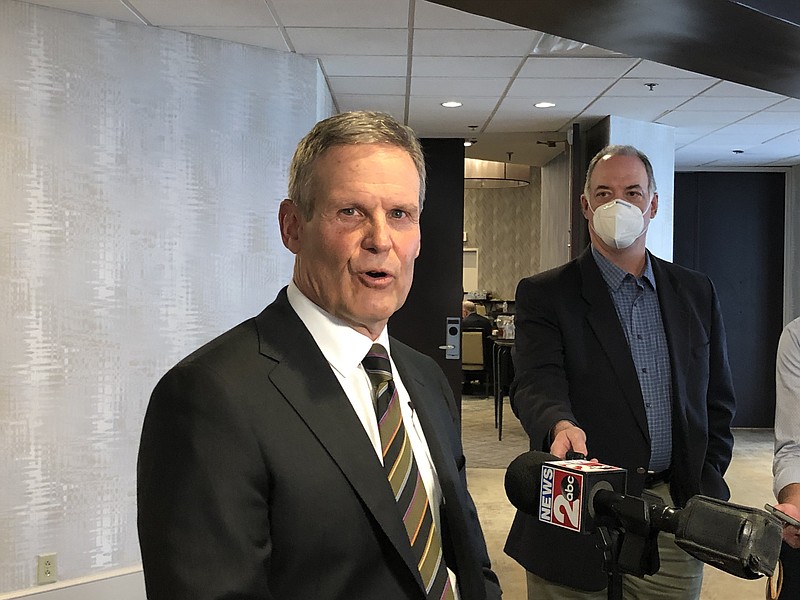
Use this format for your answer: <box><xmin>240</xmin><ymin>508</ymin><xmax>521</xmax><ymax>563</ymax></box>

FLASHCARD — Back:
<box><xmin>36</xmin><ymin>553</ymin><xmax>57</xmax><ymax>585</ymax></box>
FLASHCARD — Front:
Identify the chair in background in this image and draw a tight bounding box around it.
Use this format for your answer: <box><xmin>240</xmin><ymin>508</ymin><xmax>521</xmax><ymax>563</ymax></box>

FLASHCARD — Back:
<box><xmin>462</xmin><ymin>331</ymin><xmax>490</xmax><ymax>396</ymax></box>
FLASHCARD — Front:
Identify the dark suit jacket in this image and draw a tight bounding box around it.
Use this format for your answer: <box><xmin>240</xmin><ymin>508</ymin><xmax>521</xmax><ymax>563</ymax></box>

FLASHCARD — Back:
<box><xmin>138</xmin><ymin>288</ymin><xmax>501</xmax><ymax>600</ymax></box>
<box><xmin>504</xmin><ymin>248</ymin><xmax>736</xmax><ymax>591</ymax></box>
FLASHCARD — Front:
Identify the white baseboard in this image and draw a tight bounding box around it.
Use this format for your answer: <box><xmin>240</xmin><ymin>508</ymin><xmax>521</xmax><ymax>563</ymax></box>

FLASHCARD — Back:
<box><xmin>0</xmin><ymin>567</ymin><xmax>145</xmax><ymax>600</ymax></box>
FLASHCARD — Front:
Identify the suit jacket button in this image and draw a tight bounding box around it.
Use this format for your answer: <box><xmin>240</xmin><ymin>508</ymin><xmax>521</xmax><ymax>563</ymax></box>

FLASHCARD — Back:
<box><xmin>635</xmin><ymin>467</ymin><xmax>647</xmax><ymax>475</ymax></box>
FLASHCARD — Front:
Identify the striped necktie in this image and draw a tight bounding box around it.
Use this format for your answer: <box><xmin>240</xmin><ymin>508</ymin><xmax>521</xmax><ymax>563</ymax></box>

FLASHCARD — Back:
<box><xmin>362</xmin><ymin>344</ymin><xmax>456</xmax><ymax>600</ymax></box>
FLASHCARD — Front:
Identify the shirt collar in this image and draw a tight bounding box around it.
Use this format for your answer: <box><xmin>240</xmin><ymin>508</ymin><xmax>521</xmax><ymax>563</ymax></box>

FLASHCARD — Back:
<box><xmin>286</xmin><ymin>281</ymin><xmax>390</xmax><ymax>377</ymax></box>
<box><xmin>591</xmin><ymin>244</ymin><xmax>657</xmax><ymax>292</ymax></box>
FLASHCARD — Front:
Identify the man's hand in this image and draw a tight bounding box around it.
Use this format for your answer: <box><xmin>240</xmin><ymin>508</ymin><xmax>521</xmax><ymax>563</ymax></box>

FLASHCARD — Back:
<box><xmin>774</xmin><ymin>502</ymin><xmax>800</xmax><ymax>548</ymax></box>
<box><xmin>777</xmin><ymin>484</ymin><xmax>800</xmax><ymax>548</ymax></box>
<box><xmin>550</xmin><ymin>420</ymin><xmax>589</xmax><ymax>459</ymax></box>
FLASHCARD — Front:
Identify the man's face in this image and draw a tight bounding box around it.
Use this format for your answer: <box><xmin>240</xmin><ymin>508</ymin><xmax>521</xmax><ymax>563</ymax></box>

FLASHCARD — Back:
<box><xmin>582</xmin><ymin>153</ymin><xmax>657</xmax><ymax>221</ymax></box>
<box><xmin>280</xmin><ymin>143</ymin><xmax>421</xmax><ymax>340</ymax></box>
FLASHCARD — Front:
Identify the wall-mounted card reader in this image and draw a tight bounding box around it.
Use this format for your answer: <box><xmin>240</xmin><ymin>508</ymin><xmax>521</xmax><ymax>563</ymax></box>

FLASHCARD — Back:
<box><xmin>441</xmin><ymin>317</ymin><xmax>460</xmax><ymax>360</ymax></box>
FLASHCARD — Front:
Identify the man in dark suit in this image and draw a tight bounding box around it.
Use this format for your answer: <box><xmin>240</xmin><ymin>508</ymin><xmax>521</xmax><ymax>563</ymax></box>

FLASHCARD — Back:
<box><xmin>137</xmin><ymin>111</ymin><xmax>502</xmax><ymax>600</ymax></box>
<box><xmin>504</xmin><ymin>145</ymin><xmax>736</xmax><ymax>599</ymax></box>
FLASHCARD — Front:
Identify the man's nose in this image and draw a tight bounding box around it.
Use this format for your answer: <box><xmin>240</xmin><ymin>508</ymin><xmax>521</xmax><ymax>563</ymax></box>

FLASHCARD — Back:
<box><xmin>364</xmin><ymin>216</ymin><xmax>392</xmax><ymax>252</ymax></box>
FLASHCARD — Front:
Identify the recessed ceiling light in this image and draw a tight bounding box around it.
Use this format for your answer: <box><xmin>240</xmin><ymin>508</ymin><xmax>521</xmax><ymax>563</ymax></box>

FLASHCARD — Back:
<box><xmin>441</xmin><ymin>101</ymin><xmax>462</xmax><ymax>108</ymax></box>
<box><xmin>534</xmin><ymin>101</ymin><xmax>556</xmax><ymax>108</ymax></box>
<box><xmin>464</xmin><ymin>138</ymin><xmax>477</xmax><ymax>147</ymax></box>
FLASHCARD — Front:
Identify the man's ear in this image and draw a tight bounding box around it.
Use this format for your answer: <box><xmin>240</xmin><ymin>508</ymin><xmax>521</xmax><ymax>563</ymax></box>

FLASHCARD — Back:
<box><xmin>650</xmin><ymin>192</ymin><xmax>659</xmax><ymax>219</ymax></box>
<box><xmin>279</xmin><ymin>199</ymin><xmax>302</xmax><ymax>254</ymax></box>
<box><xmin>580</xmin><ymin>195</ymin><xmax>591</xmax><ymax>221</ymax></box>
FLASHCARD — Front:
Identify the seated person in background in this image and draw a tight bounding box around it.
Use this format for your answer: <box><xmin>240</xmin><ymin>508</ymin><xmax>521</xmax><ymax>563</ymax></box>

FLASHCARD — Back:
<box><xmin>462</xmin><ymin>300</ymin><xmax>493</xmax><ymax>361</ymax></box>
<box><xmin>462</xmin><ymin>300</ymin><xmax>492</xmax><ymax>336</ymax></box>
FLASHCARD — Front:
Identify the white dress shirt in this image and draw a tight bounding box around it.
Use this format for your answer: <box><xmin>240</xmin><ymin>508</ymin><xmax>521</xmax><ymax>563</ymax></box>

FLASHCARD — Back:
<box><xmin>286</xmin><ymin>283</ymin><xmax>460</xmax><ymax>597</ymax></box>
<box><xmin>774</xmin><ymin>316</ymin><xmax>800</xmax><ymax>498</ymax></box>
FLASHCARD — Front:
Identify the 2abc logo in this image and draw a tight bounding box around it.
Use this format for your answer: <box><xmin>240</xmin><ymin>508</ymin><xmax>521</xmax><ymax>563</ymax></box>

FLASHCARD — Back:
<box><xmin>553</xmin><ymin>472</ymin><xmax>582</xmax><ymax>530</ymax></box>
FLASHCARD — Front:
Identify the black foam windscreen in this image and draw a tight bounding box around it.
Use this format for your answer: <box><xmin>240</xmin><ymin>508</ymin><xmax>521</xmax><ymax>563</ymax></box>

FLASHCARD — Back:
<box><xmin>504</xmin><ymin>450</ymin><xmax>559</xmax><ymax>516</ymax></box>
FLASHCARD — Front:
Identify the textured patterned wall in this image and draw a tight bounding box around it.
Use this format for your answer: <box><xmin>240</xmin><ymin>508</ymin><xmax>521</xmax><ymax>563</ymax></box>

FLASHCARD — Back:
<box><xmin>0</xmin><ymin>0</ymin><xmax>332</xmax><ymax>592</ymax></box>
<box><xmin>540</xmin><ymin>151</ymin><xmax>571</xmax><ymax>272</ymax></box>
<box><xmin>463</xmin><ymin>169</ymin><xmax>542</xmax><ymax>300</ymax></box>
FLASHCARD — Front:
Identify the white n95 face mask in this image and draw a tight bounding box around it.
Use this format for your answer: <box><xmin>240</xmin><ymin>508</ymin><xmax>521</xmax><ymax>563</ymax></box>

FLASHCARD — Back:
<box><xmin>588</xmin><ymin>198</ymin><xmax>651</xmax><ymax>249</ymax></box>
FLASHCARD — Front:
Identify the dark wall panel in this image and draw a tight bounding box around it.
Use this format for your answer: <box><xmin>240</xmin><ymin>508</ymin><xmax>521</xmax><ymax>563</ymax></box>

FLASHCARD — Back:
<box><xmin>674</xmin><ymin>172</ymin><xmax>785</xmax><ymax>427</ymax></box>
<box><xmin>390</xmin><ymin>138</ymin><xmax>465</xmax><ymax>402</ymax></box>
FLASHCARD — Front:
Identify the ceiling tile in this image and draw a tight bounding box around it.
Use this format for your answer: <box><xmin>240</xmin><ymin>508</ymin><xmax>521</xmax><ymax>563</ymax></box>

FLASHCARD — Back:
<box><xmin>495</xmin><ymin>96</ymin><xmax>592</xmax><ymax>115</ymax></box>
<box><xmin>713</xmin><ymin>122</ymin><xmax>798</xmax><ymax>142</ymax></box>
<box><xmin>766</xmin><ymin>98</ymin><xmax>800</xmax><ymax>111</ymax></box>
<box><xmin>127</xmin><ymin>0</ymin><xmax>275</xmax><ymax>26</ymax></box>
<box><xmin>586</xmin><ymin>96</ymin><xmax>688</xmax><ymax>122</ymax></box>
<box><xmin>327</xmin><ymin>76</ymin><xmax>406</xmax><ymax>95</ymax></box>
<box><xmin>679</xmin><ymin>96</ymin><xmax>783</xmax><ymax>111</ymax></box>
<box><xmin>657</xmin><ymin>110</ymin><xmax>755</xmax><ymax>127</ymax></box>
<box><xmin>318</xmin><ymin>56</ymin><xmax>407</xmax><ymax>77</ymax></box>
<box><xmin>412</xmin><ymin>56</ymin><xmax>521</xmax><ymax>78</ymax></box>
<box><xmin>410</xmin><ymin>98</ymin><xmax>499</xmax><ymax>122</ymax></box>
<box><xmin>518</xmin><ymin>57</ymin><xmax>638</xmax><ymax>79</ymax></box>
<box><xmin>738</xmin><ymin>110</ymin><xmax>800</xmax><ymax>125</ymax></box>
<box><xmin>335</xmin><ymin>94</ymin><xmax>407</xmax><ymax>117</ymax></box>
<box><xmin>702</xmin><ymin>80</ymin><xmax>786</xmax><ymax>98</ymax></box>
<box><xmin>675</xmin><ymin>131</ymin><xmax>713</xmax><ymax>145</ymax></box>
<box><xmin>506</xmin><ymin>77</ymin><xmax>616</xmax><ymax>98</ymax></box>
<box><xmin>761</xmin><ymin>134</ymin><xmax>800</xmax><ymax>154</ymax></box>
<box><xmin>626</xmin><ymin>59</ymin><xmax>717</xmax><ymax>80</ymax></box>
<box><xmin>176</xmin><ymin>27</ymin><xmax>288</xmax><ymax>51</ymax></box>
<box><xmin>21</xmin><ymin>0</ymin><xmax>141</xmax><ymax>22</ymax></box>
<box><xmin>411</xmin><ymin>77</ymin><xmax>511</xmax><ymax>97</ymax></box>
<box><xmin>605</xmin><ymin>78</ymin><xmax>714</xmax><ymax>97</ymax></box>
<box><xmin>20</xmin><ymin>0</ymin><xmax>141</xmax><ymax>23</ymax></box>
<box><xmin>270</xmin><ymin>0</ymin><xmax>409</xmax><ymax>27</ymax></box>
<box><xmin>486</xmin><ymin>112</ymin><xmax>585</xmax><ymax>133</ymax></box>
<box><xmin>288</xmin><ymin>27</ymin><xmax>408</xmax><ymax>56</ymax></box>
<box><xmin>413</xmin><ymin>29</ymin><xmax>536</xmax><ymax>57</ymax></box>
<box><xmin>408</xmin><ymin>114</ymin><xmax>497</xmax><ymax>134</ymax></box>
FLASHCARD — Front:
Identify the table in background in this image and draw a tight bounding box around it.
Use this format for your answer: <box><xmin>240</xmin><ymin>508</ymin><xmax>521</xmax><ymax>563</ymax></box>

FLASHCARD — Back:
<box><xmin>491</xmin><ymin>338</ymin><xmax>514</xmax><ymax>441</ymax></box>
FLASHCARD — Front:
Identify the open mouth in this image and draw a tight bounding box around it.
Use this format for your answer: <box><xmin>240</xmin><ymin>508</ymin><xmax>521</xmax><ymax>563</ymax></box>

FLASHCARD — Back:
<box><xmin>366</xmin><ymin>270</ymin><xmax>388</xmax><ymax>279</ymax></box>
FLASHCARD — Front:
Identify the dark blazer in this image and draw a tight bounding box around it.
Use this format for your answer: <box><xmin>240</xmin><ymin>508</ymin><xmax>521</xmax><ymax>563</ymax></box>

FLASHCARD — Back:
<box><xmin>138</xmin><ymin>288</ymin><xmax>501</xmax><ymax>600</ymax></box>
<box><xmin>504</xmin><ymin>248</ymin><xmax>736</xmax><ymax>591</ymax></box>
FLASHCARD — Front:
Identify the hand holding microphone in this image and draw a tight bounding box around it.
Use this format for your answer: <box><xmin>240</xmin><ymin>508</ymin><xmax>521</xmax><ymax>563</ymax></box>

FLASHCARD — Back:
<box><xmin>505</xmin><ymin>450</ymin><xmax>783</xmax><ymax>580</ymax></box>
<box><xmin>550</xmin><ymin>420</ymin><xmax>589</xmax><ymax>459</ymax></box>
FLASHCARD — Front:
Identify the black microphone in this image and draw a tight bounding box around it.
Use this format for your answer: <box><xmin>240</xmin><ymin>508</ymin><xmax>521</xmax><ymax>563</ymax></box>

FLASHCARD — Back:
<box><xmin>505</xmin><ymin>450</ymin><xmax>782</xmax><ymax>579</ymax></box>
<box><xmin>505</xmin><ymin>450</ymin><xmax>628</xmax><ymax>534</ymax></box>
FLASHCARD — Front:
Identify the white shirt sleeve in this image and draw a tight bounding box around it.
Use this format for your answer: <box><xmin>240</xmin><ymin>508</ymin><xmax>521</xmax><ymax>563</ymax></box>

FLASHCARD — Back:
<box><xmin>773</xmin><ymin>317</ymin><xmax>800</xmax><ymax>498</ymax></box>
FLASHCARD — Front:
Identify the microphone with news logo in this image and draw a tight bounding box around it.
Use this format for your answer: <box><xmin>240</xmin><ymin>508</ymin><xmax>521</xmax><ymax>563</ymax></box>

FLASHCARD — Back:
<box><xmin>505</xmin><ymin>450</ymin><xmax>782</xmax><ymax>583</ymax></box>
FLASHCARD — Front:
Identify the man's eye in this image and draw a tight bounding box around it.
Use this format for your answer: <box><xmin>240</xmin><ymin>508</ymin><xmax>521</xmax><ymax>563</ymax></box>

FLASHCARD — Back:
<box><xmin>340</xmin><ymin>208</ymin><xmax>357</xmax><ymax>216</ymax></box>
<box><xmin>389</xmin><ymin>209</ymin><xmax>407</xmax><ymax>219</ymax></box>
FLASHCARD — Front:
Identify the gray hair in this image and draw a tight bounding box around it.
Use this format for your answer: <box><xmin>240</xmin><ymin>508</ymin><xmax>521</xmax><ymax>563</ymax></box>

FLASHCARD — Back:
<box><xmin>287</xmin><ymin>111</ymin><xmax>426</xmax><ymax>220</ymax></box>
<box><xmin>583</xmin><ymin>144</ymin><xmax>657</xmax><ymax>198</ymax></box>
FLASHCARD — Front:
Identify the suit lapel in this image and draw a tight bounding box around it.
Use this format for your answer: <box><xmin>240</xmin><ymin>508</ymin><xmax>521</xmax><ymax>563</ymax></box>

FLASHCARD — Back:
<box><xmin>578</xmin><ymin>250</ymin><xmax>650</xmax><ymax>441</ymax></box>
<box><xmin>651</xmin><ymin>258</ymin><xmax>692</xmax><ymax>429</ymax></box>
<box><xmin>255</xmin><ymin>291</ymin><xmax>424</xmax><ymax>591</ymax></box>
<box><xmin>391</xmin><ymin>342</ymin><xmax>459</xmax><ymax>507</ymax></box>
<box><xmin>392</xmin><ymin>342</ymin><xmax>487</xmax><ymax>598</ymax></box>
